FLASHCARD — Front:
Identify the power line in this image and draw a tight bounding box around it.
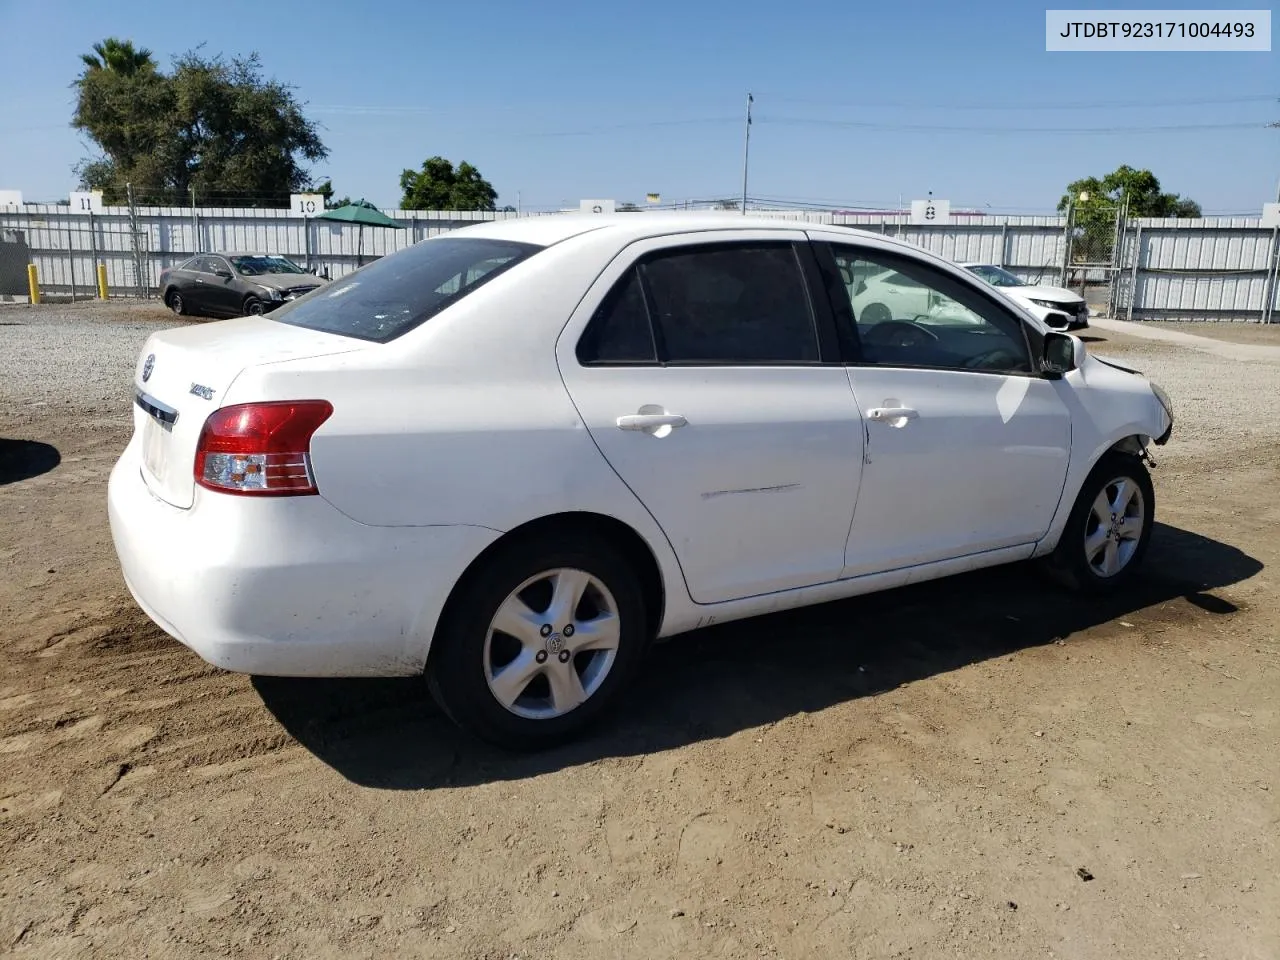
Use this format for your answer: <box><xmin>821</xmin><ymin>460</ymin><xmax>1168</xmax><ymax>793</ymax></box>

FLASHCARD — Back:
<box><xmin>761</xmin><ymin>117</ymin><xmax>1270</xmax><ymax>135</ymax></box>
<box><xmin>757</xmin><ymin>93</ymin><xmax>1279</xmax><ymax>111</ymax></box>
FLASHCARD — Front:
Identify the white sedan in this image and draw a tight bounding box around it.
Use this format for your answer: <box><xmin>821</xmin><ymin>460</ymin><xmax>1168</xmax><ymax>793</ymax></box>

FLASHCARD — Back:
<box><xmin>108</xmin><ymin>214</ymin><xmax>1174</xmax><ymax>749</ymax></box>
<box><xmin>961</xmin><ymin>263</ymin><xmax>1090</xmax><ymax>330</ymax></box>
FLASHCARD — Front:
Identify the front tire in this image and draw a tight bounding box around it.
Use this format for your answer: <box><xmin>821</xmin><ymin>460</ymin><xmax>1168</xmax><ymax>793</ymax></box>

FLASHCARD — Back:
<box><xmin>427</xmin><ymin>533</ymin><xmax>650</xmax><ymax>750</ymax></box>
<box><xmin>242</xmin><ymin>296</ymin><xmax>264</xmax><ymax>316</ymax></box>
<box><xmin>1042</xmin><ymin>451</ymin><xmax>1154</xmax><ymax>594</ymax></box>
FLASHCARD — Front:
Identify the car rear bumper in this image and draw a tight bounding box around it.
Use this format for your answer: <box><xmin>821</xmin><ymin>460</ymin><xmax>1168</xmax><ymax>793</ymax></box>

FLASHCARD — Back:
<box><xmin>107</xmin><ymin>436</ymin><xmax>500</xmax><ymax>677</ymax></box>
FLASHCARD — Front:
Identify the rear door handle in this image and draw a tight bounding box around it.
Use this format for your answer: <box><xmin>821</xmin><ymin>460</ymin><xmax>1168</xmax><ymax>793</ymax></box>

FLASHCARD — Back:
<box><xmin>616</xmin><ymin>413</ymin><xmax>688</xmax><ymax>432</ymax></box>
<box><xmin>867</xmin><ymin>406</ymin><xmax>919</xmax><ymax>422</ymax></box>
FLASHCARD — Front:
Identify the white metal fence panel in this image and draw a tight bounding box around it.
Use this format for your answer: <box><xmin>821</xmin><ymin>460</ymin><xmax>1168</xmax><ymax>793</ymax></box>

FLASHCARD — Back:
<box><xmin>2</xmin><ymin>204</ymin><xmax>1277</xmax><ymax>321</ymax></box>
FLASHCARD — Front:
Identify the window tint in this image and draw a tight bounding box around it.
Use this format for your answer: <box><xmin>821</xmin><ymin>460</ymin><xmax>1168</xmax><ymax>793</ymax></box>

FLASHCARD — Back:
<box><xmin>640</xmin><ymin>244</ymin><xmax>818</xmax><ymax>364</ymax></box>
<box><xmin>826</xmin><ymin>244</ymin><xmax>1031</xmax><ymax>373</ymax></box>
<box><xmin>270</xmin><ymin>237</ymin><xmax>543</xmax><ymax>343</ymax></box>
<box><xmin>577</xmin><ymin>269</ymin><xmax>656</xmax><ymax>363</ymax></box>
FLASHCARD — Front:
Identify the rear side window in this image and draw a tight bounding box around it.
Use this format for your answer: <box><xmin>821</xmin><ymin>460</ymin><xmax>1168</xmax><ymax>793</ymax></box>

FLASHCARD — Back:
<box><xmin>577</xmin><ymin>269</ymin><xmax>657</xmax><ymax>363</ymax></box>
<box><xmin>640</xmin><ymin>244</ymin><xmax>818</xmax><ymax>364</ymax></box>
<box><xmin>271</xmin><ymin>237</ymin><xmax>543</xmax><ymax>343</ymax></box>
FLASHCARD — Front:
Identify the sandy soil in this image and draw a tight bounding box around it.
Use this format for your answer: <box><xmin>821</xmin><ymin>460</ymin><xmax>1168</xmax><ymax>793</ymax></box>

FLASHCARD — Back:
<box><xmin>1</xmin><ymin>311</ymin><xmax>1277</xmax><ymax>959</ymax></box>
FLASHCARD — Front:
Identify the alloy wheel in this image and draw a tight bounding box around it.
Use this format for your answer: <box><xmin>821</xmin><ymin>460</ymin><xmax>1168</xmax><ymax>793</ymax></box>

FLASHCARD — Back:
<box><xmin>483</xmin><ymin>567</ymin><xmax>621</xmax><ymax>720</ymax></box>
<box><xmin>1083</xmin><ymin>476</ymin><xmax>1146</xmax><ymax>578</ymax></box>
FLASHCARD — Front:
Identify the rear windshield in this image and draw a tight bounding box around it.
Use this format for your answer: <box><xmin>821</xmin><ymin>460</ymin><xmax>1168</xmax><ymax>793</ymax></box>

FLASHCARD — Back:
<box><xmin>270</xmin><ymin>237</ymin><xmax>543</xmax><ymax>343</ymax></box>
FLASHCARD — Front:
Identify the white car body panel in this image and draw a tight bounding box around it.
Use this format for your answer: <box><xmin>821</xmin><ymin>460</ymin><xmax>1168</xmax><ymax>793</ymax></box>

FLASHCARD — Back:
<box><xmin>841</xmin><ymin>368</ymin><xmax>1071</xmax><ymax>576</ymax></box>
<box><xmin>555</xmin><ymin>229</ymin><xmax>865</xmax><ymax>604</ymax></box>
<box><xmin>107</xmin><ymin>214</ymin><xmax>1171</xmax><ymax>678</ymax></box>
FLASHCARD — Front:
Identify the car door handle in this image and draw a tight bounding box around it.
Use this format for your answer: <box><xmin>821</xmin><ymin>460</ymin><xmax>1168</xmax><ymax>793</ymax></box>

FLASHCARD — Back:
<box><xmin>616</xmin><ymin>413</ymin><xmax>688</xmax><ymax>431</ymax></box>
<box><xmin>867</xmin><ymin>406</ymin><xmax>919</xmax><ymax>422</ymax></box>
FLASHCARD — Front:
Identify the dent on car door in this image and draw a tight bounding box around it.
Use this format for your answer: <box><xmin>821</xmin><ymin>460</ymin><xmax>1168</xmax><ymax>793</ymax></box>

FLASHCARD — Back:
<box><xmin>813</xmin><ymin>240</ymin><xmax>1072</xmax><ymax>577</ymax></box>
<box><xmin>557</xmin><ymin>234</ymin><xmax>866</xmax><ymax>604</ymax></box>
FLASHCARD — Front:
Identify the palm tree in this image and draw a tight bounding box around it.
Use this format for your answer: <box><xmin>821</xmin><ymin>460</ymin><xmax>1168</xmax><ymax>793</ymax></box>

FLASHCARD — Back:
<box><xmin>80</xmin><ymin>38</ymin><xmax>155</xmax><ymax>75</ymax></box>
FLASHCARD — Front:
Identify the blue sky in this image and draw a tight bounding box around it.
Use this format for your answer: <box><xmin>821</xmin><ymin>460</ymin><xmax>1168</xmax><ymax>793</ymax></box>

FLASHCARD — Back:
<box><xmin>0</xmin><ymin>0</ymin><xmax>1274</xmax><ymax>212</ymax></box>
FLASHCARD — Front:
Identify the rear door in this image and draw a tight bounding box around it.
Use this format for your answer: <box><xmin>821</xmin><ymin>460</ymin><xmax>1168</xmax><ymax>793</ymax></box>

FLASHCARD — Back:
<box><xmin>557</xmin><ymin>231</ymin><xmax>866</xmax><ymax>604</ymax></box>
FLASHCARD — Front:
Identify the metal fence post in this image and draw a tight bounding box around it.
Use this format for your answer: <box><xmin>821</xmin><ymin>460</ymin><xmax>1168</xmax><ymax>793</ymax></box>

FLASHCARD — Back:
<box><xmin>998</xmin><ymin>221</ymin><xmax>1009</xmax><ymax>268</ymax></box>
<box><xmin>1060</xmin><ymin>203</ymin><xmax>1072</xmax><ymax>287</ymax></box>
<box><xmin>88</xmin><ymin>210</ymin><xmax>98</xmax><ymax>296</ymax></box>
<box><xmin>1126</xmin><ymin>225</ymin><xmax>1142</xmax><ymax>322</ymax></box>
<box><xmin>64</xmin><ymin>215</ymin><xmax>78</xmax><ymax>302</ymax></box>
<box><xmin>1262</xmin><ymin>226</ymin><xmax>1280</xmax><ymax>324</ymax></box>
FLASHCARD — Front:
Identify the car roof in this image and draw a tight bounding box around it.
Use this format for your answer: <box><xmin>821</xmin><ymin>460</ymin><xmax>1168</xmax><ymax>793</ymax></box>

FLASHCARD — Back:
<box><xmin>449</xmin><ymin>212</ymin><xmax>890</xmax><ymax>248</ymax></box>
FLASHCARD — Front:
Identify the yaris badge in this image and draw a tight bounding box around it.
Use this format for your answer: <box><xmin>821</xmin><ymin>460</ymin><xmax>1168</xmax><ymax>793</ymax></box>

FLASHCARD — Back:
<box><xmin>141</xmin><ymin>353</ymin><xmax>155</xmax><ymax>382</ymax></box>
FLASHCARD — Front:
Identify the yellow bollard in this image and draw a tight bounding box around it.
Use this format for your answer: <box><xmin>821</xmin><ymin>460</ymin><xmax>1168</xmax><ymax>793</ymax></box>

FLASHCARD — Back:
<box><xmin>27</xmin><ymin>264</ymin><xmax>40</xmax><ymax>305</ymax></box>
<box><xmin>96</xmin><ymin>263</ymin><xmax>109</xmax><ymax>300</ymax></box>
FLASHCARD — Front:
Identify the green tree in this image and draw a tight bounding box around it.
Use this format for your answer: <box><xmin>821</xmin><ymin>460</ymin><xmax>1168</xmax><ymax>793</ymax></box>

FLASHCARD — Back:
<box><xmin>1058</xmin><ymin>165</ymin><xmax>1201</xmax><ymax>263</ymax></box>
<box><xmin>1058</xmin><ymin>165</ymin><xmax>1201</xmax><ymax>218</ymax></box>
<box><xmin>73</xmin><ymin>44</ymin><xmax>327</xmax><ymax>206</ymax></box>
<box><xmin>308</xmin><ymin>179</ymin><xmax>351</xmax><ymax>209</ymax></box>
<box><xmin>399</xmin><ymin>157</ymin><xmax>497</xmax><ymax>211</ymax></box>
<box><xmin>80</xmin><ymin>37</ymin><xmax>155</xmax><ymax>75</ymax></box>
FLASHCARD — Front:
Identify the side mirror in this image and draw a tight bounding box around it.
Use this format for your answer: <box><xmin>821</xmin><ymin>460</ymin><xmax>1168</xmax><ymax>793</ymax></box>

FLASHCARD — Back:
<box><xmin>215</xmin><ymin>269</ymin><xmax>233</xmax><ymax>280</ymax></box>
<box><xmin>1041</xmin><ymin>331</ymin><xmax>1085</xmax><ymax>378</ymax></box>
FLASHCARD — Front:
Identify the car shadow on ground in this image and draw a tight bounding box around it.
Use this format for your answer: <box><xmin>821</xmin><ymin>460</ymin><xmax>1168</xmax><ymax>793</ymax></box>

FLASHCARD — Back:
<box><xmin>0</xmin><ymin>439</ymin><xmax>61</xmax><ymax>485</ymax></box>
<box><xmin>253</xmin><ymin>522</ymin><xmax>1261</xmax><ymax>790</ymax></box>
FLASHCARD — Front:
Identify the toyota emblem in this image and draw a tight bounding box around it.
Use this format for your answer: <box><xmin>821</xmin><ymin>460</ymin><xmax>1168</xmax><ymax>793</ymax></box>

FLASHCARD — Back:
<box><xmin>141</xmin><ymin>353</ymin><xmax>155</xmax><ymax>382</ymax></box>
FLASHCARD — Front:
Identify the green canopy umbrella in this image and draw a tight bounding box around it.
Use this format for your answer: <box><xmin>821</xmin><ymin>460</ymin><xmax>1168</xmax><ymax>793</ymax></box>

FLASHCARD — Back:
<box><xmin>315</xmin><ymin>199</ymin><xmax>404</xmax><ymax>266</ymax></box>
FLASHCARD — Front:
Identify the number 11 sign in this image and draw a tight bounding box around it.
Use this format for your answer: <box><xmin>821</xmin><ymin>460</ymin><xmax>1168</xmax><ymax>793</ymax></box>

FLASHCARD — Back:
<box><xmin>70</xmin><ymin>191</ymin><xmax>104</xmax><ymax>213</ymax></box>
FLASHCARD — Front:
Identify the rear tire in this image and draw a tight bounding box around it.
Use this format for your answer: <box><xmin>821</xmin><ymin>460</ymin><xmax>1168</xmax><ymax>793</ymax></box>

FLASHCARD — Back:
<box><xmin>427</xmin><ymin>533</ymin><xmax>650</xmax><ymax>750</ymax></box>
<box><xmin>1041</xmin><ymin>451</ymin><xmax>1154</xmax><ymax>594</ymax></box>
<box><xmin>165</xmin><ymin>290</ymin><xmax>185</xmax><ymax>316</ymax></box>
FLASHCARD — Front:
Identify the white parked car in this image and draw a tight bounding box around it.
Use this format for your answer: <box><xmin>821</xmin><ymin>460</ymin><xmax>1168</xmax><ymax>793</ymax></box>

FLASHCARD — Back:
<box><xmin>108</xmin><ymin>214</ymin><xmax>1174</xmax><ymax>749</ymax></box>
<box><xmin>961</xmin><ymin>263</ymin><xmax>1090</xmax><ymax>330</ymax></box>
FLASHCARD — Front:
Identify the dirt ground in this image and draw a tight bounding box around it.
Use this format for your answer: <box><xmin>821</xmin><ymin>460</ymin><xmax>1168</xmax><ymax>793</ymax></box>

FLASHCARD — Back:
<box><xmin>2</xmin><ymin>306</ymin><xmax>1278</xmax><ymax>959</ymax></box>
<box><xmin>1144</xmin><ymin>321</ymin><xmax>1280</xmax><ymax>347</ymax></box>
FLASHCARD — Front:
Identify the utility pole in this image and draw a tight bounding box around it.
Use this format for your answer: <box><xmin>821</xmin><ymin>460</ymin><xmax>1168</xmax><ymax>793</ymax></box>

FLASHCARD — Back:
<box><xmin>741</xmin><ymin>93</ymin><xmax>753</xmax><ymax>215</ymax></box>
<box><xmin>1270</xmin><ymin>122</ymin><xmax>1280</xmax><ymax>201</ymax></box>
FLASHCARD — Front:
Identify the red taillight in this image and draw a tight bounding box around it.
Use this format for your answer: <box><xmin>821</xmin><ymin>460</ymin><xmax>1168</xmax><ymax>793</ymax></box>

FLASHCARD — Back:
<box><xmin>194</xmin><ymin>400</ymin><xmax>333</xmax><ymax>497</ymax></box>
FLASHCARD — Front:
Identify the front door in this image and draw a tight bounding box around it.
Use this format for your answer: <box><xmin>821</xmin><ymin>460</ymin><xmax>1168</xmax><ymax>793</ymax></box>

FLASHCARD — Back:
<box><xmin>202</xmin><ymin>255</ymin><xmax>243</xmax><ymax>316</ymax></box>
<box><xmin>558</xmin><ymin>233</ymin><xmax>865</xmax><ymax>604</ymax></box>
<box><xmin>813</xmin><ymin>238</ymin><xmax>1072</xmax><ymax>577</ymax></box>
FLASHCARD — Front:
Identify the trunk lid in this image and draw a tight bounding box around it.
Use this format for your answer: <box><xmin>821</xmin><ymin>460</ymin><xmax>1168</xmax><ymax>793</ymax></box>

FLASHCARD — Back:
<box><xmin>131</xmin><ymin>317</ymin><xmax>364</xmax><ymax>508</ymax></box>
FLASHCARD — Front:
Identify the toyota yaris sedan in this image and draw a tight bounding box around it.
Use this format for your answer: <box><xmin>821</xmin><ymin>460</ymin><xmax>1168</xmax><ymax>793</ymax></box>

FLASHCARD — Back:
<box><xmin>108</xmin><ymin>214</ymin><xmax>1174</xmax><ymax>749</ymax></box>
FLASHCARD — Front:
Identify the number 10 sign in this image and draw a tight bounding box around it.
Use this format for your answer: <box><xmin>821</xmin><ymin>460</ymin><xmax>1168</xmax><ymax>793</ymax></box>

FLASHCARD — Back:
<box><xmin>291</xmin><ymin>194</ymin><xmax>325</xmax><ymax>216</ymax></box>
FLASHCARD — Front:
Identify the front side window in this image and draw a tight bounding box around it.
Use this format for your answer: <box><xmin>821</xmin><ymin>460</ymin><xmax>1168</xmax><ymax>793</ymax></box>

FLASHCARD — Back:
<box><xmin>826</xmin><ymin>244</ymin><xmax>1032</xmax><ymax>373</ymax></box>
<box><xmin>271</xmin><ymin>237</ymin><xmax>543</xmax><ymax>343</ymax></box>
<box><xmin>639</xmin><ymin>243</ymin><xmax>818</xmax><ymax>364</ymax></box>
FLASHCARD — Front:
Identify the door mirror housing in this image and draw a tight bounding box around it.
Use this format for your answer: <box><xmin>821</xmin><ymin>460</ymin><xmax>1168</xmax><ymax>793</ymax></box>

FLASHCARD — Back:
<box><xmin>1041</xmin><ymin>331</ymin><xmax>1085</xmax><ymax>378</ymax></box>
<box><xmin>214</xmin><ymin>269</ymin><xmax>233</xmax><ymax>280</ymax></box>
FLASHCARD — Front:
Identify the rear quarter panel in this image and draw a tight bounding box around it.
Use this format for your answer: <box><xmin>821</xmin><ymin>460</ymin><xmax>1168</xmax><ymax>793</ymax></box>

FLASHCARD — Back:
<box><xmin>225</xmin><ymin>233</ymin><xmax>694</xmax><ymax>632</ymax></box>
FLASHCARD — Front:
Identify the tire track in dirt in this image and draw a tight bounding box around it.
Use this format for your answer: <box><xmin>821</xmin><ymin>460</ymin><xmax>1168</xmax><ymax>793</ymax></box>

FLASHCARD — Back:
<box><xmin>0</xmin><ymin>602</ymin><xmax>301</xmax><ymax>828</ymax></box>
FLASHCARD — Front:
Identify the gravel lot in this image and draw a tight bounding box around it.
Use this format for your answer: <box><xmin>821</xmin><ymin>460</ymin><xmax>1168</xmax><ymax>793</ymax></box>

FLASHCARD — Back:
<box><xmin>2</xmin><ymin>304</ymin><xmax>1278</xmax><ymax>959</ymax></box>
